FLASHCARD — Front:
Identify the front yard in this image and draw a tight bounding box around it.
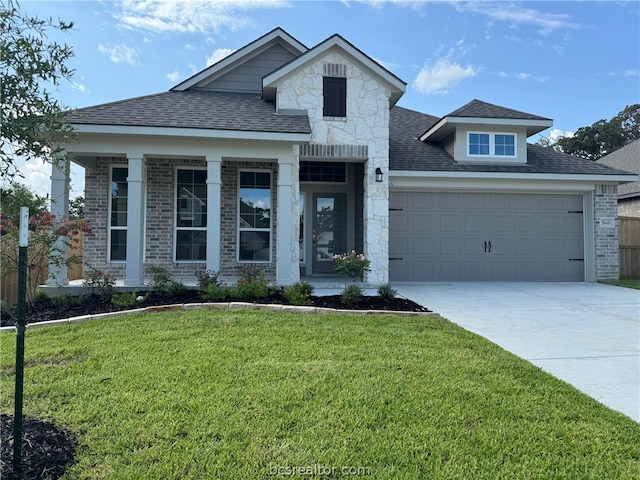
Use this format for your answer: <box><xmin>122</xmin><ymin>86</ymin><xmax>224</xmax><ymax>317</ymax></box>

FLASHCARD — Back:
<box><xmin>1</xmin><ymin>311</ymin><xmax>639</xmax><ymax>479</ymax></box>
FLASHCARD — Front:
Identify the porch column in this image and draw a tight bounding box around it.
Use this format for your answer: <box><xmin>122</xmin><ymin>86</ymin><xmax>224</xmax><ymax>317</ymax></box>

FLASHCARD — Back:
<box><xmin>276</xmin><ymin>150</ymin><xmax>300</xmax><ymax>285</ymax></box>
<box><xmin>46</xmin><ymin>158</ymin><xmax>70</xmax><ymax>286</ymax></box>
<box><xmin>363</xmin><ymin>159</ymin><xmax>389</xmax><ymax>285</ymax></box>
<box><xmin>206</xmin><ymin>155</ymin><xmax>222</xmax><ymax>273</ymax></box>
<box><xmin>124</xmin><ymin>156</ymin><xmax>146</xmax><ymax>286</ymax></box>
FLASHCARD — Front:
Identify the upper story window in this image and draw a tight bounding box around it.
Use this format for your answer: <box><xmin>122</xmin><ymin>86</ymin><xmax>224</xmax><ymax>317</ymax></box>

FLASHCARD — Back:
<box><xmin>323</xmin><ymin>77</ymin><xmax>346</xmax><ymax>117</ymax></box>
<box><xmin>468</xmin><ymin>132</ymin><xmax>516</xmax><ymax>157</ymax></box>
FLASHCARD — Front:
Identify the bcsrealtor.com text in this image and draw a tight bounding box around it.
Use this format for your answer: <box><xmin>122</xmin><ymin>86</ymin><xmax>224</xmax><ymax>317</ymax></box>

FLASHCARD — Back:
<box><xmin>269</xmin><ymin>464</ymin><xmax>372</xmax><ymax>476</ymax></box>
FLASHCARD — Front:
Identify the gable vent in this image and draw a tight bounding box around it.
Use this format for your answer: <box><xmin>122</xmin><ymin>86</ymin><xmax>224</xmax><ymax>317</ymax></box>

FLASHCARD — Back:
<box><xmin>324</xmin><ymin>63</ymin><xmax>347</xmax><ymax>78</ymax></box>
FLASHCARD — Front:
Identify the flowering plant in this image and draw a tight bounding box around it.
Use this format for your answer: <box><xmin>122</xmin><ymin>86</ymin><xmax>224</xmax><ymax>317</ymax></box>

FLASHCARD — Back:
<box><xmin>333</xmin><ymin>251</ymin><xmax>370</xmax><ymax>288</ymax></box>
<box><xmin>1</xmin><ymin>211</ymin><xmax>92</xmax><ymax>303</ymax></box>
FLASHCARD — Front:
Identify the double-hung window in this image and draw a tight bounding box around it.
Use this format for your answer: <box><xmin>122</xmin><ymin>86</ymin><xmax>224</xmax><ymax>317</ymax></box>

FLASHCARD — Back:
<box><xmin>176</xmin><ymin>169</ymin><xmax>207</xmax><ymax>261</ymax></box>
<box><xmin>468</xmin><ymin>133</ymin><xmax>516</xmax><ymax>157</ymax></box>
<box><xmin>109</xmin><ymin>167</ymin><xmax>128</xmax><ymax>261</ymax></box>
<box><xmin>239</xmin><ymin>171</ymin><xmax>271</xmax><ymax>262</ymax></box>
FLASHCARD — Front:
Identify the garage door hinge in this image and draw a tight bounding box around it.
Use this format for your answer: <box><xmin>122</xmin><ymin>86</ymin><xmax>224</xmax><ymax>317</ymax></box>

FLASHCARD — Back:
<box><xmin>569</xmin><ymin>258</ymin><xmax>585</xmax><ymax>262</ymax></box>
<box><xmin>389</xmin><ymin>257</ymin><xmax>403</xmax><ymax>261</ymax></box>
<box><xmin>389</xmin><ymin>208</ymin><xmax>403</xmax><ymax>211</ymax></box>
<box><xmin>568</xmin><ymin>210</ymin><xmax>583</xmax><ymax>214</ymax></box>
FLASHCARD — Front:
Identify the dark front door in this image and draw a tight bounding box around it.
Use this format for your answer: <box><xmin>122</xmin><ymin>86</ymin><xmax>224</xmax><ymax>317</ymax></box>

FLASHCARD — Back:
<box><xmin>312</xmin><ymin>194</ymin><xmax>347</xmax><ymax>274</ymax></box>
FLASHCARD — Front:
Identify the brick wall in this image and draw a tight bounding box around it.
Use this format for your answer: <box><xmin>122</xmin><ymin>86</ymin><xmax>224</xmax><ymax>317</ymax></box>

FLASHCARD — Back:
<box><xmin>594</xmin><ymin>184</ymin><xmax>620</xmax><ymax>280</ymax></box>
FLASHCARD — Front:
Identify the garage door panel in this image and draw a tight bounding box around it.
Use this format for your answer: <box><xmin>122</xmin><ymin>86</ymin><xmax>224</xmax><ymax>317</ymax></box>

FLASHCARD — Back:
<box><xmin>389</xmin><ymin>192</ymin><xmax>584</xmax><ymax>281</ymax></box>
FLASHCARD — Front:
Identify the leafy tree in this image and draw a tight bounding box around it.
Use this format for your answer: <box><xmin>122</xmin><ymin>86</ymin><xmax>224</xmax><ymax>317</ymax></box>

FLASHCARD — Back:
<box><xmin>1</xmin><ymin>0</ymin><xmax>76</xmax><ymax>180</ymax></box>
<box><xmin>538</xmin><ymin>104</ymin><xmax>640</xmax><ymax>160</ymax></box>
<box><xmin>69</xmin><ymin>194</ymin><xmax>84</xmax><ymax>219</ymax></box>
<box><xmin>0</xmin><ymin>181</ymin><xmax>49</xmax><ymax>225</ymax></box>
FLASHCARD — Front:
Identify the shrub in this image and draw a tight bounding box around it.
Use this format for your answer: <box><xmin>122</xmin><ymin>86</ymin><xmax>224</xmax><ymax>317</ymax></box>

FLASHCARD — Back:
<box><xmin>333</xmin><ymin>251</ymin><xmax>370</xmax><ymax>288</ymax></box>
<box><xmin>200</xmin><ymin>283</ymin><xmax>232</xmax><ymax>302</ymax></box>
<box><xmin>51</xmin><ymin>293</ymin><xmax>81</xmax><ymax>309</ymax></box>
<box><xmin>283</xmin><ymin>281</ymin><xmax>314</xmax><ymax>306</ymax></box>
<box><xmin>235</xmin><ymin>271</ymin><xmax>269</xmax><ymax>300</ymax></box>
<box><xmin>377</xmin><ymin>284</ymin><xmax>397</xmax><ymax>300</ymax></box>
<box><xmin>83</xmin><ymin>266</ymin><xmax>115</xmax><ymax>299</ymax></box>
<box><xmin>145</xmin><ymin>265</ymin><xmax>172</xmax><ymax>291</ymax></box>
<box><xmin>111</xmin><ymin>292</ymin><xmax>139</xmax><ymax>308</ymax></box>
<box><xmin>167</xmin><ymin>280</ymin><xmax>186</xmax><ymax>295</ymax></box>
<box><xmin>341</xmin><ymin>283</ymin><xmax>364</xmax><ymax>307</ymax></box>
<box><xmin>195</xmin><ymin>270</ymin><xmax>220</xmax><ymax>290</ymax></box>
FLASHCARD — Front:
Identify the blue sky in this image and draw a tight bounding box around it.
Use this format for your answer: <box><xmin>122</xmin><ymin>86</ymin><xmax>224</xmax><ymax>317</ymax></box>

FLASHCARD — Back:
<box><xmin>14</xmin><ymin>0</ymin><xmax>640</xmax><ymax>197</ymax></box>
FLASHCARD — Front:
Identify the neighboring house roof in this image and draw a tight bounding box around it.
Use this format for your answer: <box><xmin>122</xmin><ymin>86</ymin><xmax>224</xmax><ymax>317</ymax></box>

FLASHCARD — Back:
<box><xmin>390</xmin><ymin>106</ymin><xmax>634</xmax><ymax>176</ymax></box>
<box><xmin>597</xmin><ymin>139</ymin><xmax>640</xmax><ymax>199</ymax></box>
<box><xmin>419</xmin><ymin>99</ymin><xmax>553</xmax><ymax>142</ymax></box>
<box><xmin>67</xmin><ymin>90</ymin><xmax>311</xmax><ymax>135</ymax></box>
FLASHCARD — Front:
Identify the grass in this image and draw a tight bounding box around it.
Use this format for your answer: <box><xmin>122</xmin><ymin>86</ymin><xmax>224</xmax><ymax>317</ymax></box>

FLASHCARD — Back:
<box><xmin>2</xmin><ymin>311</ymin><xmax>639</xmax><ymax>479</ymax></box>
<box><xmin>601</xmin><ymin>278</ymin><xmax>640</xmax><ymax>290</ymax></box>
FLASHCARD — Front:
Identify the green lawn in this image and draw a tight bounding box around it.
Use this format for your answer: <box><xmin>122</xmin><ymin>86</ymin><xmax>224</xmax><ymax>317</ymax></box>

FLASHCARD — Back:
<box><xmin>2</xmin><ymin>311</ymin><xmax>639</xmax><ymax>479</ymax></box>
<box><xmin>601</xmin><ymin>278</ymin><xmax>640</xmax><ymax>290</ymax></box>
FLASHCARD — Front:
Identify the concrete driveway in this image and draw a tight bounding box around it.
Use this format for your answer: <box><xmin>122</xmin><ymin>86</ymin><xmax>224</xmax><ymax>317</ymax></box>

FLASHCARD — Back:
<box><xmin>394</xmin><ymin>282</ymin><xmax>640</xmax><ymax>422</ymax></box>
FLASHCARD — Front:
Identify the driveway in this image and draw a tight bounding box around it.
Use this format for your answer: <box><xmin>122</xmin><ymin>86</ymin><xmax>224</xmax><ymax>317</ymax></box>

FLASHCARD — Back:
<box><xmin>394</xmin><ymin>282</ymin><xmax>640</xmax><ymax>422</ymax></box>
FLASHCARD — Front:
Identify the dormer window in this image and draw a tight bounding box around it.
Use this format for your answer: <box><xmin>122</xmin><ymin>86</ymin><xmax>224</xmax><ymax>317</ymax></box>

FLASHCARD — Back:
<box><xmin>323</xmin><ymin>77</ymin><xmax>346</xmax><ymax>117</ymax></box>
<box><xmin>468</xmin><ymin>132</ymin><xmax>516</xmax><ymax>157</ymax></box>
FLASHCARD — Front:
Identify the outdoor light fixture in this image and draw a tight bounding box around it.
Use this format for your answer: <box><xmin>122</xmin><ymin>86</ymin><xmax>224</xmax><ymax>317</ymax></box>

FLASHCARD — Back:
<box><xmin>375</xmin><ymin>167</ymin><xmax>383</xmax><ymax>182</ymax></box>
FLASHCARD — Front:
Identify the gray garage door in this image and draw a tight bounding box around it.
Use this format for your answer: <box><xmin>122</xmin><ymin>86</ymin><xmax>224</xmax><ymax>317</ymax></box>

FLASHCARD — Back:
<box><xmin>389</xmin><ymin>192</ymin><xmax>584</xmax><ymax>281</ymax></box>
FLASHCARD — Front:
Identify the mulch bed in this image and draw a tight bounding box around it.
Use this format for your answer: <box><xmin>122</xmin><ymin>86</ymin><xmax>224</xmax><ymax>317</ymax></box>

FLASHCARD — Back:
<box><xmin>0</xmin><ymin>414</ymin><xmax>77</xmax><ymax>480</ymax></box>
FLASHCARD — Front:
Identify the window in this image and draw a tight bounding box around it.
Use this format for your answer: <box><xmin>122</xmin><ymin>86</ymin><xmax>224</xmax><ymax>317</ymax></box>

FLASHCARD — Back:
<box><xmin>239</xmin><ymin>171</ymin><xmax>271</xmax><ymax>262</ymax></box>
<box><xmin>468</xmin><ymin>133</ymin><xmax>516</xmax><ymax>157</ymax></box>
<box><xmin>299</xmin><ymin>161</ymin><xmax>346</xmax><ymax>182</ymax></box>
<box><xmin>109</xmin><ymin>167</ymin><xmax>128</xmax><ymax>261</ymax></box>
<box><xmin>176</xmin><ymin>169</ymin><xmax>207</xmax><ymax>261</ymax></box>
<box><xmin>323</xmin><ymin>77</ymin><xmax>346</xmax><ymax>117</ymax></box>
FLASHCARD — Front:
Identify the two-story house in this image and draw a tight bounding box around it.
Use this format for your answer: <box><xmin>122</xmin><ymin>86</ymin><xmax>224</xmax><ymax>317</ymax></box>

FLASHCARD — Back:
<box><xmin>49</xmin><ymin>28</ymin><xmax>636</xmax><ymax>286</ymax></box>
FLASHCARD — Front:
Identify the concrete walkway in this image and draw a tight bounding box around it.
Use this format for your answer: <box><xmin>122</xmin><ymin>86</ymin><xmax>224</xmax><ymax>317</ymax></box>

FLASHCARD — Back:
<box><xmin>394</xmin><ymin>282</ymin><xmax>640</xmax><ymax>422</ymax></box>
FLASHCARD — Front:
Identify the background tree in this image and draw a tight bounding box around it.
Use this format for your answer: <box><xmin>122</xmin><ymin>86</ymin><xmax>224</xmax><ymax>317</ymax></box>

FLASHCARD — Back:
<box><xmin>1</xmin><ymin>0</ymin><xmax>76</xmax><ymax>180</ymax></box>
<box><xmin>0</xmin><ymin>181</ymin><xmax>49</xmax><ymax>225</ymax></box>
<box><xmin>538</xmin><ymin>104</ymin><xmax>640</xmax><ymax>160</ymax></box>
<box><xmin>69</xmin><ymin>194</ymin><xmax>84</xmax><ymax>219</ymax></box>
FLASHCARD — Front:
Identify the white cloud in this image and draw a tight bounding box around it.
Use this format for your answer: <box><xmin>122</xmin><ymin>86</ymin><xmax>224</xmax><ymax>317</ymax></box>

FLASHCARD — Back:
<box><xmin>71</xmin><ymin>81</ymin><xmax>86</xmax><ymax>92</ymax></box>
<box><xmin>115</xmin><ymin>0</ymin><xmax>290</xmax><ymax>34</ymax></box>
<box><xmin>499</xmin><ymin>71</ymin><xmax>549</xmax><ymax>83</ymax></box>
<box><xmin>6</xmin><ymin>157</ymin><xmax>84</xmax><ymax>199</ymax></box>
<box><xmin>456</xmin><ymin>3</ymin><xmax>580</xmax><ymax>35</ymax></box>
<box><xmin>97</xmin><ymin>43</ymin><xmax>140</xmax><ymax>66</ymax></box>
<box><xmin>413</xmin><ymin>59</ymin><xmax>476</xmax><ymax>95</ymax></box>
<box><xmin>166</xmin><ymin>70</ymin><xmax>181</xmax><ymax>83</ymax></box>
<box><xmin>549</xmin><ymin>128</ymin><xmax>573</xmax><ymax>142</ymax></box>
<box><xmin>206</xmin><ymin>48</ymin><xmax>236</xmax><ymax>67</ymax></box>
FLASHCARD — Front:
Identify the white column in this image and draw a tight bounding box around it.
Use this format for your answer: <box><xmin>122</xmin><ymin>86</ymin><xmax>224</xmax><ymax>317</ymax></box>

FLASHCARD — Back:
<box><xmin>363</xmin><ymin>159</ymin><xmax>389</xmax><ymax>285</ymax></box>
<box><xmin>124</xmin><ymin>156</ymin><xmax>146</xmax><ymax>286</ymax></box>
<box><xmin>46</xmin><ymin>158</ymin><xmax>71</xmax><ymax>286</ymax></box>
<box><xmin>276</xmin><ymin>151</ymin><xmax>300</xmax><ymax>285</ymax></box>
<box><xmin>206</xmin><ymin>155</ymin><xmax>222</xmax><ymax>273</ymax></box>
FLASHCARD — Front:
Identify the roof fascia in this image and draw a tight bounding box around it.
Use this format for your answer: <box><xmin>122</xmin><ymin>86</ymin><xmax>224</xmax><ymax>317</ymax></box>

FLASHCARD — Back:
<box><xmin>171</xmin><ymin>28</ymin><xmax>308</xmax><ymax>92</ymax></box>
<box><xmin>71</xmin><ymin>124</ymin><xmax>311</xmax><ymax>143</ymax></box>
<box><xmin>419</xmin><ymin>116</ymin><xmax>553</xmax><ymax>142</ymax></box>
<box><xmin>263</xmin><ymin>34</ymin><xmax>406</xmax><ymax>106</ymax></box>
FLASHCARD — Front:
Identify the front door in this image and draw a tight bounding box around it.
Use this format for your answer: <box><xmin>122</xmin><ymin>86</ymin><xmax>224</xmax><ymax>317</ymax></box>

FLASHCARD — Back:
<box><xmin>313</xmin><ymin>194</ymin><xmax>347</xmax><ymax>274</ymax></box>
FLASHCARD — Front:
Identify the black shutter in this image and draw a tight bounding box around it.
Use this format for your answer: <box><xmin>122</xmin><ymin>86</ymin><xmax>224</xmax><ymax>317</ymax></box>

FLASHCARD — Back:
<box><xmin>323</xmin><ymin>77</ymin><xmax>346</xmax><ymax>117</ymax></box>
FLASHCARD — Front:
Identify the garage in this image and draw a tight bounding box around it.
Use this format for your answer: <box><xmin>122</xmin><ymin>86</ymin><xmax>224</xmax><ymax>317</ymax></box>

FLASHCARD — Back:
<box><xmin>389</xmin><ymin>192</ymin><xmax>585</xmax><ymax>281</ymax></box>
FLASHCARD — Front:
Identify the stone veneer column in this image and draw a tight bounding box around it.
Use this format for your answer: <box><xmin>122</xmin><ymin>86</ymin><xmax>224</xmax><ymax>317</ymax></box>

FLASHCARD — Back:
<box><xmin>46</xmin><ymin>158</ymin><xmax>70</xmax><ymax>286</ymax></box>
<box><xmin>206</xmin><ymin>156</ymin><xmax>222</xmax><ymax>273</ymax></box>
<box><xmin>594</xmin><ymin>184</ymin><xmax>620</xmax><ymax>280</ymax></box>
<box><xmin>276</xmin><ymin>149</ymin><xmax>300</xmax><ymax>285</ymax></box>
<box><xmin>363</xmin><ymin>159</ymin><xmax>388</xmax><ymax>285</ymax></box>
<box><xmin>124</xmin><ymin>156</ymin><xmax>146</xmax><ymax>286</ymax></box>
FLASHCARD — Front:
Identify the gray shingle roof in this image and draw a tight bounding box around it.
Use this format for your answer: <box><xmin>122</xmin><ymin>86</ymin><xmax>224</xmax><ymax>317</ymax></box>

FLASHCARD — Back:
<box><xmin>597</xmin><ymin>139</ymin><xmax>640</xmax><ymax>198</ymax></box>
<box><xmin>390</xmin><ymin>106</ymin><xmax>634</xmax><ymax>176</ymax></box>
<box><xmin>445</xmin><ymin>99</ymin><xmax>551</xmax><ymax>121</ymax></box>
<box><xmin>67</xmin><ymin>90</ymin><xmax>311</xmax><ymax>134</ymax></box>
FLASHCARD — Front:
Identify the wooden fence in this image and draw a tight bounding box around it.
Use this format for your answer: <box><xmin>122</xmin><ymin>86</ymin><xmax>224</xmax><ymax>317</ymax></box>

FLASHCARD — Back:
<box><xmin>619</xmin><ymin>217</ymin><xmax>640</xmax><ymax>278</ymax></box>
<box><xmin>1</xmin><ymin>234</ymin><xmax>84</xmax><ymax>305</ymax></box>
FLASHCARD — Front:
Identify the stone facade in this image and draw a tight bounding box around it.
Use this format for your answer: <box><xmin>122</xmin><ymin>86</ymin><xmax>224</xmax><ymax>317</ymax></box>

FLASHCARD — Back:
<box><xmin>276</xmin><ymin>51</ymin><xmax>391</xmax><ymax>283</ymax></box>
<box><xmin>594</xmin><ymin>184</ymin><xmax>620</xmax><ymax>280</ymax></box>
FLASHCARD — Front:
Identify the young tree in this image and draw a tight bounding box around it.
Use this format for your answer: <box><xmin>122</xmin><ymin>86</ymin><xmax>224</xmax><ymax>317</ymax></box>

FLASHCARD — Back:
<box><xmin>0</xmin><ymin>181</ymin><xmax>49</xmax><ymax>225</ymax></box>
<box><xmin>1</xmin><ymin>0</ymin><xmax>76</xmax><ymax>180</ymax></box>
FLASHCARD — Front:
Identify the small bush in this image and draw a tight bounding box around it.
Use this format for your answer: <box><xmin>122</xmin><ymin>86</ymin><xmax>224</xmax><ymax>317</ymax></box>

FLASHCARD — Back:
<box><xmin>235</xmin><ymin>275</ymin><xmax>268</xmax><ymax>300</ymax></box>
<box><xmin>111</xmin><ymin>292</ymin><xmax>139</xmax><ymax>308</ymax></box>
<box><xmin>201</xmin><ymin>283</ymin><xmax>232</xmax><ymax>302</ymax></box>
<box><xmin>195</xmin><ymin>270</ymin><xmax>220</xmax><ymax>289</ymax></box>
<box><xmin>377</xmin><ymin>284</ymin><xmax>397</xmax><ymax>300</ymax></box>
<box><xmin>145</xmin><ymin>266</ymin><xmax>173</xmax><ymax>291</ymax></box>
<box><xmin>83</xmin><ymin>267</ymin><xmax>115</xmax><ymax>299</ymax></box>
<box><xmin>283</xmin><ymin>281</ymin><xmax>314</xmax><ymax>306</ymax></box>
<box><xmin>52</xmin><ymin>294</ymin><xmax>82</xmax><ymax>309</ymax></box>
<box><xmin>341</xmin><ymin>283</ymin><xmax>364</xmax><ymax>307</ymax></box>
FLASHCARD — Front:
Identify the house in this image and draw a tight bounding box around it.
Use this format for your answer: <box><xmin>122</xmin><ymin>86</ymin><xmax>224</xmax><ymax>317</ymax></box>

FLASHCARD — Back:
<box><xmin>597</xmin><ymin>139</ymin><xmax>640</xmax><ymax>218</ymax></box>
<box><xmin>48</xmin><ymin>28</ymin><xmax>637</xmax><ymax>287</ymax></box>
